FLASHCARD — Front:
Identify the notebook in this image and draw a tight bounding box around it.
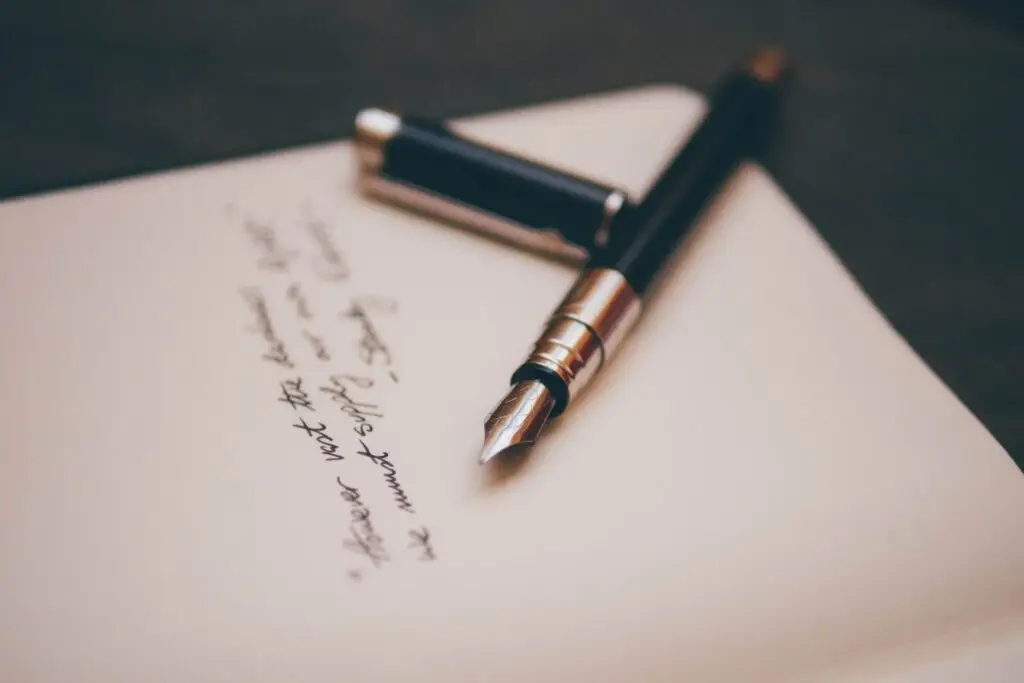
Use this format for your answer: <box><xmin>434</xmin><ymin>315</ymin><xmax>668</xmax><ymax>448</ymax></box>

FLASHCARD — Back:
<box><xmin>1</xmin><ymin>85</ymin><xmax>1022</xmax><ymax>683</ymax></box>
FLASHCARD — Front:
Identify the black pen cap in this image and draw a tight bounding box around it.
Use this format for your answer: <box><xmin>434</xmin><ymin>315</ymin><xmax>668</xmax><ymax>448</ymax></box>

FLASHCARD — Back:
<box><xmin>353</xmin><ymin>108</ymin><xmax>630</xmax><ymax>263</ymax></box>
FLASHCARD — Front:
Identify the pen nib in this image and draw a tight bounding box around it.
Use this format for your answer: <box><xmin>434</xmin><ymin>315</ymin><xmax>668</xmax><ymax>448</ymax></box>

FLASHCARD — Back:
<box><xmin>479</xmin><ymin>380</ymin><xmax>556</xmax><ymax>465</ymax></box>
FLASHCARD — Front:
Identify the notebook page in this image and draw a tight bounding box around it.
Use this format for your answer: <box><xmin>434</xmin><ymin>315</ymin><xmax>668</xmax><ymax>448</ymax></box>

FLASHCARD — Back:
<box><xmin>0</xmin><ymin>85</ymin><xmax>1022</xmax><ymax>683</ymax></box>
<box><xmin>827</xmin><ymin>617</ymin><xmax>1024</xmax><ymax>683</ymax></box>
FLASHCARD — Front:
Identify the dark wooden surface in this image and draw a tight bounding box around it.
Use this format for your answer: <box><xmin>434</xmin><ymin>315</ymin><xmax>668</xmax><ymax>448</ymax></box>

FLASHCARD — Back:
<box><xmin>2</xmin><ymin>1</ymin><xmax>1022</xmax><ymax>467</ymax></box>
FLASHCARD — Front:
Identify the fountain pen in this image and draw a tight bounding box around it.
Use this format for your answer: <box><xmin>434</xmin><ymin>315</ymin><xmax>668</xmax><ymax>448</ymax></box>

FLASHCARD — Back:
<box><xmin>480</xmin><ymin>48</ymin><xmax>790</xmax><ymax>464</ymax></box>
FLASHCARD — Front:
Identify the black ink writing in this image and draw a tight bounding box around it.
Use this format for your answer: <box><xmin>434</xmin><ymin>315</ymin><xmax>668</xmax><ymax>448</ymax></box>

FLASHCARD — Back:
<box><xmin>286</xmin><ymin>282</ymin><xmax>314</xmax><ymax>320</ymax></box>
<box><xmin>233</xmin><ymin>204</ymin><xmax>435</xmax><ymax>576</ymax></box>
<box><xmin>335</xmin><ymin>374</ymin><xmax>373</xmax><ymax>389</ymax></box>
<box><xmin>337</xmin><ymin>478</ymin><xmax>388</xmax><ymax>568</ymax></box>
<box><xmin>356</xmin><ymin>439</ymin><xmax>415</xmax><ymax>514</ymax></box>
<box><xmin>242</xmin><ymin>288</ymin><xmax>293</xmax><ymax>369</ymax></box>
<box><xmin>341</xmin><ymin>301</ymin><xmax>392</xmax><ymax>367</ymax></box>
<box><xmin>408</xmin><ymin>527</ymin><xmax>436</xmax><ymax>561</ymax></box>
<box><xmin>244</xmin><ymin>219</ymin><xmax>298</xmax><ymax>273</ymax></box>
<box><xmin>278</xmin><ymin>378</ymin><xmax>315</xmax><ymax>412</ymax></box>
<box><xmin>293</xmin><ymin>417</ymin><xmax>344</xmax><ymax>462</ymax></box>
<box><xmin>302</xmin><ymin>330</ymin><xmax>331</xmax><ymax>361</ymax></box>
<box><xmin>306</xmin><ymin>210</ymin><xmax>350</xmax><ymax>282</ymax></box>
<box><xmin>319</xmin><ymin>374</ymin><xmax>382</xmax><ymax>436</ymax></box>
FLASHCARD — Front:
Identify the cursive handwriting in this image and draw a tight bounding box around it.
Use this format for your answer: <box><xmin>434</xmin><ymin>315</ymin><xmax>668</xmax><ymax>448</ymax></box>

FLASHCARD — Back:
<box><xmin>286</xmin><ymin>282</ymin><xmax>314</xmax><ymax>320</ymax></box>
<box><xmin>302</xmin><ymin>330</ymin><xmax>331</xmax><ymax>362</ymax></box>
<box><xmin>234</xmin><ymin>204</ymin><xmax>435</xmax><ymax>577</ymax></box>
<box><xmin>278</xmin><ymin>377</ymin><xmax>315</xmax><ymax>412</ymax></box>
<box><xmin>244</xmin><ymin>219</ymin><xmax>299</xmax><ymax>273</ymax></box>
<box><xmin>242</xmin><ymin>288</ymin><xmax>293</xmax><ymax>369</ymax></box>
<box><xmin>341</xmin><ymin>300</ymin><xmax>393</xmax><ymax>367</ymax></box>
<box><xmin>356</xmin><ymin>439</ymin><xmax>415</xmax><ymax>514</ymax></box>
<box><xmin>319</xmin><ymin>374</ymin><xmax>382</xmax><ymax>437</ymax></box>
<box><xmin>293</xmin><ymin>417</ymin><xmax>344</xmax><ymax>462</ymax></box>
<box><xmin>337</xmin><ymin>478</ymin><xmax>388</xmax><ymax>568</ymax></box>
<box><xmin>408</xmin><ymin>527</ymin><xmax>436</xmax><ymax>562</ymax></box>
<box><xmin>306</xmin><ymin>210</ymin><xmax>350</xmax><ymax>282</ymax></box>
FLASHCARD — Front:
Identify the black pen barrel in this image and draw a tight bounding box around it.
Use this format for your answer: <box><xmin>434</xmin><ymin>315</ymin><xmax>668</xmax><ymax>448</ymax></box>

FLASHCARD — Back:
<box><xmin>479</xmin><ymin>48</ymin><xmax>792</xmax><ymax>463</ymax></box>
<box><xmin>590</xmin><ymin>57</ymin><xmax>786</xmax><ymax>296</ymax></box>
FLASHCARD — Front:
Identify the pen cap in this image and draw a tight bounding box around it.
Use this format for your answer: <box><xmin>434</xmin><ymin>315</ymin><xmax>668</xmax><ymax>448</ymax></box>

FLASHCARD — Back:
<box><xmin>354</xmin><ymin>108</ymin><xmax>630</xmax><ymax>263</ymax></box>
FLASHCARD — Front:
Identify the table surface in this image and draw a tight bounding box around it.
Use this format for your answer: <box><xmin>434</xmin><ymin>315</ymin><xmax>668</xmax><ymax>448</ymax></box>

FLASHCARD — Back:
<box><xmin>2</xmin><ymin>0</ymin><xmax>1022</xmax><ymax>468</ymax></box>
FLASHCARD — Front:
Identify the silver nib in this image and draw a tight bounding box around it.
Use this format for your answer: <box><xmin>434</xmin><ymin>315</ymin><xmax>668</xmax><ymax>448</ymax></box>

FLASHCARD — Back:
<box><xmin>479</xmin><ymin>381</ymin><xmax>556</xmax><ymax>464</ymax></box>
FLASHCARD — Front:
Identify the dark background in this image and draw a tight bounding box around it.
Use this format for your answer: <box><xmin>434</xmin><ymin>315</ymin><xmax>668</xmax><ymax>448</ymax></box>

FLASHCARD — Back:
<box><xmin>2</xmin><ymin>1</ymin><xmax>1022</xmax><ymax>468</ymax></box>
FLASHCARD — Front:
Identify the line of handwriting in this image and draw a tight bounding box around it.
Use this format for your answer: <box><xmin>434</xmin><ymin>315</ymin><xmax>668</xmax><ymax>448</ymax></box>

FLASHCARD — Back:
<box><xmin>337</xmin><ymin>478</ymin><xmax>389</xmax><ymax>568</ymax></box>
<box><xmin>244</xmin><ymin>219</ymin><xmax>299</xmax><ymax>273</ymax></box>
<box><xmin>356</xmin><ymin>439</ymin><xmax>416</xmax><ymax>514</ymax></box>
<box><xmin>302</xmin><ymin>330</ymin><xmax>331</xmax><ymax>361</ymax></box>
<box><xmin>293</xmin><ymin>416</ymin><xmax>345</xmax><ymax>462</ymax></box>
<box><xmin>242</xmin><ymin>288</ymin><xmax>294</xmax><ymax>369</ymax></box>
<box><xmin>408</xmin><ymin>527</ymin><xmax>436</xmax><ymax>562</ymax></box>
<box><xmin>279</xmin><ymin>377</ymin><xmax>315</xmax><ymax>412</ymax></box>
<box><xmin>305</xmin><ymin>208</ymin><xmax>351</xmax><ymax>282</ymax></box>
<box><xmin>341</xmin><ymin>299</ymin><xmax>396</xmax><ymax>367</ymax></box>
<box><xmin>319</xmin><ymin>374</ymin><xmax>382</xmax><ymax>436</ymax></box>
<box><xmin>286</xmin><ymin>282</ymin><xmax>314</xmax><ymax>320</ymax></box>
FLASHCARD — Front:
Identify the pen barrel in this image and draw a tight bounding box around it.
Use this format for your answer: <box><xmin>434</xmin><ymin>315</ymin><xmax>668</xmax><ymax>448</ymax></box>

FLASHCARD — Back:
<box><xmin>354</xmin><ymin>108</ymin><xmax>629</xmax><ymax>263</ymax></box>
<box><xmin>590</xmin><ymin>68</ymin><xmax>783</xmax><ymax>295</ymax></box>
<box><xmin>511</xmin><ymin>268</ymin><xmax>641</xmax><ymax>415</ymax></box>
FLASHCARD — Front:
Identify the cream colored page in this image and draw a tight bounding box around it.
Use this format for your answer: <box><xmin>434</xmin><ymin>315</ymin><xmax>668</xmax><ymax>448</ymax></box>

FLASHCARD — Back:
<box><xmin>826</xmin><ymin>618</ymin><xmax>1024</xmax><ymax>683</ymax></box>
<box><xmin>0</xmin><ymin>86</ymin><xmax>1022</xmax><ymax>683</ymax></box>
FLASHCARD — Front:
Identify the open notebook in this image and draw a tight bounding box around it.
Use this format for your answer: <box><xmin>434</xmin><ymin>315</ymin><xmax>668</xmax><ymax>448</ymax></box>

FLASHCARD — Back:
<box><xmin>1</xmin><ymin>85</ymin><xmax>1022</xmax><ymax>683</ymax></box>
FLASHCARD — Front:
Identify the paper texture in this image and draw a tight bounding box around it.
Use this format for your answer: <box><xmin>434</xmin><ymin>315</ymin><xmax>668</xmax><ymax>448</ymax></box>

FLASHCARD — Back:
<box><xmin>1</xmin><ymin>85</ymin><xmax>1022</xmax><ymax>683</ymax></box>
